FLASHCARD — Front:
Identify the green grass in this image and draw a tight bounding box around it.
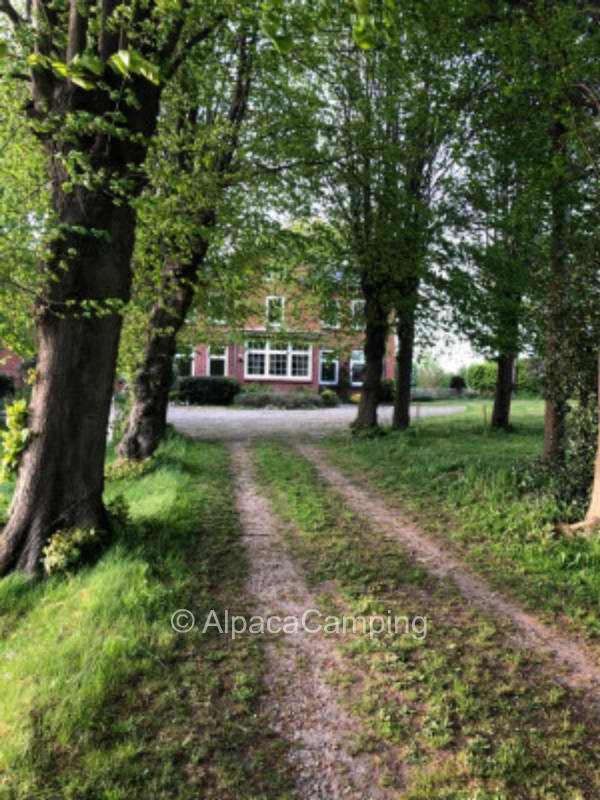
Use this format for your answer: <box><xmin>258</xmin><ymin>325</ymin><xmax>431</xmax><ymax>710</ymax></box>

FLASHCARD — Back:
<box><xmin>255</xmin><ymin>440</ymin><xmax>600</xmax><ymax>799</ymax></box>
<box><xmin>0</xmin><ymin>434</ymin><xmax>291</xmax><ymax>800</ymax></box>
<box><xmin>325</xmin><ymin>398</ymin><xmax>600</xmax><ymax>642</ymax></box>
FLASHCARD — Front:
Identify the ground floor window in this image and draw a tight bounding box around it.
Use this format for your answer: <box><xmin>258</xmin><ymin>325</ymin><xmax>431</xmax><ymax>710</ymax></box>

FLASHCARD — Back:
<box><xmin>319</xmin><ymin>350</ymin><xmax>339</xmax><ymax>385</ymax></box>
<box><xmin>207</xmin><ymin>346</ymin><xmax>227</xmax><ymax>377</ymax></box>
<box><xmin>350</xmin><ymin>349</ymin><xmax>365</xmax><ymax>386</ymax></box>
<box><xmin>174</xmin><ymin>352</ymin><xmax>194</xmax><ymax>379</ymax></box>
<box><xmin>245</xmin><ymin>340</ymin><xmax>312</xmax><ymax>380</ymax></box>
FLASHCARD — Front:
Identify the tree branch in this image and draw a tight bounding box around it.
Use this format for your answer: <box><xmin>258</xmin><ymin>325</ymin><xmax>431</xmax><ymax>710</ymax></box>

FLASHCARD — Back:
<box><xmin>0</xmin><ymin>0</ymin><xmax>24</xmax><ymax>26</ymax></box>
<box><xmin>162</xmin><ymin>15</ymin><xmax>226</xmax><ymax>81</ymax></box>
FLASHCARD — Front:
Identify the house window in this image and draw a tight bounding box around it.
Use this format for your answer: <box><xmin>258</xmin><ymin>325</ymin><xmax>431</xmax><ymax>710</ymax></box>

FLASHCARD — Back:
<box><xmin>244</xmin><ymin>340</ymin><xmax>312</xmax><ymax>380</ymax></box>
<box><xmin>321</xmin><ymin>298</ymin><xmax>340</xmax><ymax>329</ymax></box>
<box><xmin>266</xmin><ymin>296</ymin><xmax>284</xmax><ymax>326</ymax></box>
<box><xmin>350</xmin><ymin>349</ymin><xmax>366</xmax><ymax>386</ymax></box>
<box><xmin>319</xmin><ymin>351</ymin><xmax>339</xmax><ymax>385</ymax></box>
<box><xmin>351</xmin><ymin>299</ymin><xmax>365</xmax><ymax>329</ymax></box>
<box><xmin>207</xmin><ymin>346</ymin><xmax>227</xmax><ymax>377</ymax></box>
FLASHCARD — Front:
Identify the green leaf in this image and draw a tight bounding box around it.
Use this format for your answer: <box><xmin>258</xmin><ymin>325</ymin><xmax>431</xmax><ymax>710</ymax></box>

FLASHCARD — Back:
<box><xmin>109</xmin><ymin>50</ymin><xmax>131</xmax><ymax>76</ymax></box>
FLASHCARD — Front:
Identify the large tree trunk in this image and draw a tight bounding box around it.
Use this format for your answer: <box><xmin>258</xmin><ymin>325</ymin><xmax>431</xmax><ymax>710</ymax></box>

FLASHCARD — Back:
<box><xmin>0</xmin><ymin>69</ymin><xmax>164</xmax><ymax>574</ymax></box>
<box><xmin>118</xmin><ymin>244</ymin><xmax>209</xmax><ymax>461</ymax></box>
<box><xmin>0</xmin><ymin>199</ymin><xmax>137</xmax><ymax>575</ymax></box>
<box><xmin>543</xmin><ymin>122</ymin><xmax>569</xmax><ymax>464</ymax></box>
<box><xmin>353</xmin><ymin>294</ymin><xmax>389</xmax><ymax>431</ymax></box>
<box><xmin>392</xmin><ymin>302</ymin><xmax>415</xmax><ymax>431</ymax></box>
<box><xmin>491</xmin><ymin>354</ymin><xmax>515</xmax><ymax>430</ymax></box>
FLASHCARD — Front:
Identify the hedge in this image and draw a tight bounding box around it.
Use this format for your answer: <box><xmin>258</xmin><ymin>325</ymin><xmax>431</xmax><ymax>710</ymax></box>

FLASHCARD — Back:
<box><xmin>177</xmin><ymin>376</ymin><xmax>241</xmax><ymax>405</ymax></box>
<box><xmin>234</xmin><ymin>391</ymin><xmax>323</xmax><ymax>409</ymax></box>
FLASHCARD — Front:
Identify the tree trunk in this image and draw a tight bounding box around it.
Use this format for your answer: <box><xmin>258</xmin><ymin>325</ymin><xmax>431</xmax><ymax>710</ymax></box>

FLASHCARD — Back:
<box><xmin>0</xmin><ymin>67</ymin><xmax>163</xmax><ymax>575</ymax></box>
<box><xmin>543</xmin><ymin>122</ymin><xmax>569</xmax><ymax>464</ymax></box>
<box><xmin>0</xmin><ymin>201</ymin><xmax>136</xmax><ymax>576</ymax></box>
<box><xmin>392</xmin><ymin>303</ymin><xmax>415</xmax><ymax>431</ymax></box>
<box><xmin>491</xmin><ymin>354</ymin><xmax>514</xmax><ymax>430</ymax></box>
<box><xmin>118</xmin><ymin>245</ymin><xmax>209</xmax><ymax>461</ymax></box>
<box><xmin>353</xmin><ymin>294</ymin><xmax>389</xmax><ymax>431</ymax></box>
<box><xmin>584</xmin><ymin>352</ymin><xmax>600</xmax><ymax>527</ymax></box>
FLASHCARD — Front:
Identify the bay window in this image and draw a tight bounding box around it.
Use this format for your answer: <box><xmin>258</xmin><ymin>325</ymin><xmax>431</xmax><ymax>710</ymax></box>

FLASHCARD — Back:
<box><xmin>245</xmin><ymin>339</ymin><xmax>312</xmax><ymax>380</ymax></box>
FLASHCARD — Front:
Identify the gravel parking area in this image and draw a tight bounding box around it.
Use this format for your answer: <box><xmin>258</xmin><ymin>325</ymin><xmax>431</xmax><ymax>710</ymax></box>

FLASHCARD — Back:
<box><xmin>167</xmin><ymin>403</ymin><xmax>466</xmax><ymax>442</ymax></box>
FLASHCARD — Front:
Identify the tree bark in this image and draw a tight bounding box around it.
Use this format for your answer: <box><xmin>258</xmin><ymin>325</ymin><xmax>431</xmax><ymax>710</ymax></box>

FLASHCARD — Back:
<box><xmin>491</xmin><ymin>354</ymin><xmax>514</xmax><ymax>430</ymax></box>
<box><xmin>392</xmin><ymin>302</ymin><xmax>415</xmax><ymax>431</ymax></box>
<box><xmin>0</xmin><ymin>30</ymin><xmax>169</xmax><ymax>574</ymax></box>
<box><xmin>543</xmin><ymin>121</ymin><xmax>569</xmax><ymax>464</ymax></box>
<box><xmin>0</xmin><ymin>197</ymin><xmax>138</xmax><ymax>575</ymax></box>
<box><xmin>353</xmin><ymin>293</ymin><xmax>389</xmax><ymax>431</ymax></box>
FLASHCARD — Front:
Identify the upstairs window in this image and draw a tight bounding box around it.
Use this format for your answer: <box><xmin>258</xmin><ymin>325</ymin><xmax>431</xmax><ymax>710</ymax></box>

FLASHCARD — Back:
<box><xmin>321</xmin><ymin>298</ymin><xmax>340</xmax><ymax>329</ymax></box>
<box><xmin>351</xmin><ymin>299</ymin><xmax>366</xmax><ymax>330</ymax></box>
<box><xmin>266</xmin><ymin>296</ymin><xmax>284</xmax><ymax>326</ymax></box>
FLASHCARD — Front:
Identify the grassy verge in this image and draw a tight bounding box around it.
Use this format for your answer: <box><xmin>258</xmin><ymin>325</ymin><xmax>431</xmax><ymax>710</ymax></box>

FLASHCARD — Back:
<box><xmin>324</xmin><ymin>399</ymin><xmax>600</xmax><ymax>642</ymax></box>
<box><xmin>256</xmin><ymin>440</ymin><xmax>600</xmax><ymax>799</ymax></box>
<box><xmin>0</xmin><ymin>433</ymin><xmax>291</xmax><ymax>800</ymax></box>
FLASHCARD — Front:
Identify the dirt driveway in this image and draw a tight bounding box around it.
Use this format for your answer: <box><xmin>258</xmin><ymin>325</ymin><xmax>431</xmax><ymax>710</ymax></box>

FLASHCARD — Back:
<box><xmin>167</xmin><ymin>402</ymin><xmax>466</xmax><ymax>441</ymax></box>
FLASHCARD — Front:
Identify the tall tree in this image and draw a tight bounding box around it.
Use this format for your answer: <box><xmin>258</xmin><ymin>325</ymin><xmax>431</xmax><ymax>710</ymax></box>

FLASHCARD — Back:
<box><xmin>118</xmin><ymin>30</ymin><xmax>253</xmax><ymax>460</ymax></box>
<box><xmin>0</xmin><ymin>1</ymin><xmax>225</xmax><ymax>575</ymax></box>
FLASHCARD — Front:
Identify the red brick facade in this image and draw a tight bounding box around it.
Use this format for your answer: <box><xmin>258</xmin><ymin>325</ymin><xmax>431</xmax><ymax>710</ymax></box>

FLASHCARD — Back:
<box><xmin>186</xmin><ymin>289</ymin><xmax>397</xmax><ymax>395</ymax></box>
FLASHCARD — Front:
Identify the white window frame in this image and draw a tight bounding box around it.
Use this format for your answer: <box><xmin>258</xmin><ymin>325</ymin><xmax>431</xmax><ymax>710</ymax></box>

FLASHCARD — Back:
<box><xmin>206</xmin><ymin>345</ymin><xmax>228</xmax><ymax>377</ymax></box>
<box><xmin>266</xmin><ymin>295</ymin><xmax>285</xmax><ymax>327</ymax></box>
<box><xmin>319</xmin><ymin>350</ymin><xmax>339</xmax><ymax>385</ymax></box>
<box><xmin>351</xmin><ymin>299</ymin><xmax>366</xmax><ymax>330</ymax></box>
<box><xmin>350</xmin><ymin>349</ymin><xmax>366</xmax><ymax>386</ymax></box>
<box><xmin>244</xmin><ymin>340</ymin><xmax>312</xmax><ymax>381</ymax></box>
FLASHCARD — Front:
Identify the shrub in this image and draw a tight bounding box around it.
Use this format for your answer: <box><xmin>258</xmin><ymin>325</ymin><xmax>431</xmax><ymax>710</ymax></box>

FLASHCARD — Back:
<box><xmin>177</xmin><ymin>376</ymin><xmax>241</xmax><ymax>406</ymax></box>
<box><xmin>105</xmin><ymin>457</ymin><xmax>152</xmax><ymax>482</ymax></box>
<box><xmin>233</xmin><ymin>391</ymin><xmax>323</xmax><ymax>409</ymax></box>
<box><xmin>42</xmin><ymin>526</ymin><xmax>112</xmax><ymax>576</ymax></box>
<box><xmin>378</xmin><ymin>378</ymin><xmax>394</xmax><ymax>403</ymax></box>
<box><xmin>466</xmin><ymin>361</ymin><xmax>497</xmax><ymax>394</ymax></box>
<box><xmin>0</xmin><ymin>399</ymin><xmax>32</xmax><ymax>480</ymax></box>
<box><xmin>416</xmin><ymin>359</ymin><xmax>452</xmax><ymax>389</ymax></box>
<box><xmin>516</xmin><ymin>358</ymin><xmax>543</xmax><ymax>395</ymax></box>
<box><xmin>320</xmin><ymin>388</ymin><xmax>339</xmax><ymax>408</ymax></box>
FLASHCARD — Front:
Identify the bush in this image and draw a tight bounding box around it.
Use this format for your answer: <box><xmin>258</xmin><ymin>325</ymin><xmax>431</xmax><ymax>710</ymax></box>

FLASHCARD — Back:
<box><xmin>234</xmin><ymin>391</ymin><xmax>323</xmax><ymax>409</ymax></box>
<box><xmin>42</xmin><ymin>526</ymin><xmax>112</xmax><ymax>576</ymax></box>
<box><xmin>0</xmin><ymin>399</ymin><xmax>32</xmax><ymax>480</ymax></box>
<box><xmin>378</xmin><ymin>378</ymin><xmax>394</xmax><ymax>403</ymax></box>
<box><xmin>319</xmin><ymin>388</ymin><xmax>339</xmax><ymax>407</ymax></box>
<box><xmin>416</xmin><ymin>360</ymin><xmax>452</xmax><ymax>389</ymax></box>
<box><xmin>177</xmin><ymin>376</ymin><xmax>241</xmax><ymax>406</ymax></box>
<box><xmin>516</xmin><ymin>358</ymin><xmax>543</xmax><ymax>395</ymax></box>
<box><xmin>466</xmin><ymin>361</ymin><xmax>497</xmax><ymax>394</ymax></box>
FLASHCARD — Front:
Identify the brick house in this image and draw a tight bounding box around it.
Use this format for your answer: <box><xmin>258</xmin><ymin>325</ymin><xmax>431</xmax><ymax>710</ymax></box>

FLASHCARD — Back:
<box><xmin>177</xmin><ymin>278</ymin><xmax>397</xmax><ymax>395</ymax></box>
